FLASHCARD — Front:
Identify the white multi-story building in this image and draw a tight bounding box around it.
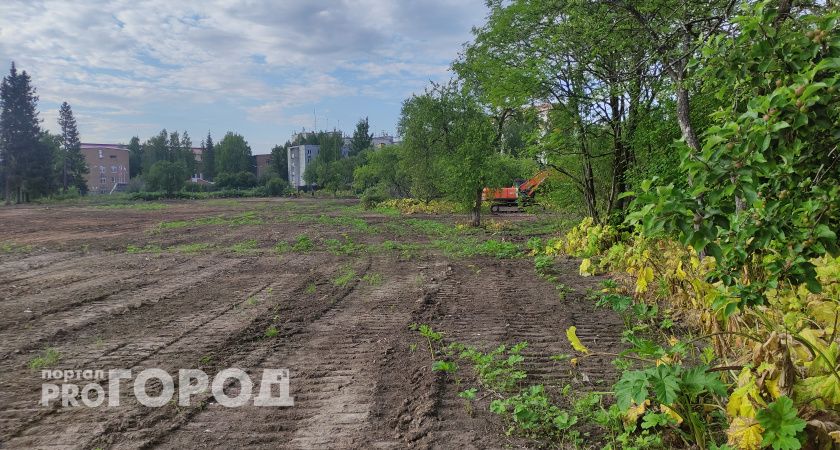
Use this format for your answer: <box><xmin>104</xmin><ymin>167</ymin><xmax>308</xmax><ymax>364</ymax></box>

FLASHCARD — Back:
<box><xmin>287</xmin><ymin>144</ymin><xmax>320</xmax><ymax>189</ymax></box>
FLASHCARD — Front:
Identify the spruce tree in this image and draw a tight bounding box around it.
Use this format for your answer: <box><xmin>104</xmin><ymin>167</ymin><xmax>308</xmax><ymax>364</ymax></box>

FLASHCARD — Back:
<box><xmin>203</xmin><ymin>132</ymin><xmax>215</xmax><ymax>181</ymax></box>
<box><xmin>127</xmin><ymin>136</ymin><xmax>142</xmax><ymax>178</ymax></box>
<box><xmin>57</xmin><ymin>102</ymin><xmax>87</xmax><ymax>193</ymax></box>
<box><xmin>349</xmin><ymin>117</ymin><xmax>373</xmax><ymax>156</ymax></box>
<box><xmin>0</xmin><ymin>62</ymin><xmax>45</xmax><ymax>203</ymax></box>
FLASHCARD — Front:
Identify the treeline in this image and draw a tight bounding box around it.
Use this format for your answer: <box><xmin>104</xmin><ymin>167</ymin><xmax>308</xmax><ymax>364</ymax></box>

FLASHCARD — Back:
<box><xmin>0</xmin><ymin>63</ymin><xmax>88</xmax><ymax>203</ymax></box>
<box><xmin>126</xmin><ymin>129</ymin><xmax>283</xmax><ymax>194</ymax></box>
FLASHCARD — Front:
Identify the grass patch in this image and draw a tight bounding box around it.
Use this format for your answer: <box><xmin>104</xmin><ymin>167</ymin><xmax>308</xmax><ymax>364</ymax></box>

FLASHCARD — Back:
<box><xmin>362</xmin><ymin>272</ymin><xmax>383</xmax><ymax>286</ymax></box>
<box><xmin>153</xmin><ymin>211</ymin><xmax>263</xmax><ymax>232</ymax></box>
<box><xmin>96</xmin><ymin>202</ymin><xmax>168</xmax><ymax>211</ymax></box>
<box><xmin>264</xmin><ymin>325</ymin><xmax>279</xmax><ymax>338</ymax></box>
<box><xmin>379</xmin><ymin>240</ymin><xmax>422</xmax><ymax>259</ymax></box>
<box><xmin>229</xmin><ymin>239</ymin><xmax>259</xmax><ymax>253</ymax></box>
<box><xmin>274</xmin><ymin>241</ymin><xmax>292</xmax><ymax>254</ymax></box>
<box><xmin>29</xmin><ymin>348</ymin><xmax>60</xmax><ymax>370</ymax></box>
<box><xmin>305</xmin><ymin>283</ymin><xmax>317</xmax><ymax>294</ymax></box>
<box><xmin>333</xmin><ymin>267</ymin><xmax>357</xmax><ymax>288</ymax></box>
<box><xmin>0</xmin><ymin>241</ymin><xmax>33</xmax><ymax>254</ymax></box>
<box><xmin>476</xmin><ymin>239</ymin><xmax>521</xmax><ymax>258</ymax></box>
<box><xmin>324</xmin><ymin>236</ymin><xmax>365</xmax><ymax>256</ymax></box>
<box><xmin>432</xmin><ymin>238</ymin><xmax>521</xmax><ymax>259</ymax></box>
<box><xmin>316</xmin><ymin>214</ymin><xmax>373</xmax><ymax>233</ymax></box>
<box><xmin>406</xmin><ymin>218</ymin><xmax>456</xmax><ymax>237</ymax></box>
<box><xmin>291</xmin><ymin>235</ymin><xmax>315</xmax><ymax>252</ymax></box>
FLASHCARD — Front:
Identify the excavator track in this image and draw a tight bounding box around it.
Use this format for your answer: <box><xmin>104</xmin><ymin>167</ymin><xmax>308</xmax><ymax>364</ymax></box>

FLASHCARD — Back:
<box><xmin>490</xmin><ymin>204</ymin><xmax>525</xmax><ymax>213</ymax></box>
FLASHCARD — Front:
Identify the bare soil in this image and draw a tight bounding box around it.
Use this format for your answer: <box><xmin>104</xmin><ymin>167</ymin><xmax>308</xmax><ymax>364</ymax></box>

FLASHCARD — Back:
<box><xmin>0</xmin><ymin>198</ymin><xmax>623</xmax><ymax>449</ymax></box>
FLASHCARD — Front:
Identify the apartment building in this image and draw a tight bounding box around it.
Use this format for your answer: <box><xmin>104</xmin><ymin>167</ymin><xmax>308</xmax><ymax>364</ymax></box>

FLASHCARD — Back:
<box><xmin>80</xmin><ymin>143</ymin><xmax>130</xmax><ymax>194</ymax></box>
<box><xmin>287</xmin><ymin>144</ymin><xmax>320</xmax><ymax>189</ymax></box>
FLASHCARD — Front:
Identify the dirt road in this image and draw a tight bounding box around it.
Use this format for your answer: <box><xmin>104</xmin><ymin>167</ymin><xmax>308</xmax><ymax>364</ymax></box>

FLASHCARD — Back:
<box><xmin>0</xmin><ymin>198</ymin><xmax>622</xmax><ymax>449</ymax></box>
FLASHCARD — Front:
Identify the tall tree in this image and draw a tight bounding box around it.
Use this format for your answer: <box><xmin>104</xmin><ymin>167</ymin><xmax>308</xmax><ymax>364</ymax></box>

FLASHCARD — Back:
<box><xmin>203</xmin><ymin>132</ymin><xmax>215</xmax><ymax>181</ymax></box>
<box><xmin>349</xmin><ymin>117</ymin><xmax>373</xmax><ymax>156</ymax></box>
<box><xmin>0</xmin><ymin>62</ymin><xmax>45</xmax><ymax>204</ymax></box>
<box><xmin>455</xmin><ymin>0</ymin><xmax>663</xmax><ymax>220</ymax></box>
<box><xmin>179</xmin><ymin>130</ymin><xmax>196</xmax><ymax>176</ymax></box>
<box><xmin>400</xmin><ymin>81</ymin><xmax>509</xmax><ymax>226</ymax></box>
<box><xmin>57</xmin><ymin>102</ymin><xmax>87</xmax><ymax>193</ymax></box>
<box><xmin>269</xmin><ymin>144</ymin><xmax>288</xmax><ymax>181</ymax></box>
<box><xmin>127</xmin><ymin>136</ymin><xmax>142</xmax><ymax>178</ymax></box>
<box><xmin>141</xmin><ymin>129</ymin><xmax>169</xmax><ymax>174</ymax></box>
<box><xmin>215</xmin><ymin>132</ymin><xmax>253</xmax><ymax>175</ymax></box>
<box><xmin>603</xmin><ymin>0</ymin><xmax>737</xmax><ymax>152</ymax></box>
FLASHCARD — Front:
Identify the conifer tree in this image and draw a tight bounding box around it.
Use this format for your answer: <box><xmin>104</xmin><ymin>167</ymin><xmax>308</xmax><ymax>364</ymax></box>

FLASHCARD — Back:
<box><xmin>0</xmin><ymin>62</ymin><xmax>45</xmax><ymax>203</ymax></box>
<box><xmin>57</xmin><ymin>101</ymin><xmax>87</xmax><ymax>193</ymax></box>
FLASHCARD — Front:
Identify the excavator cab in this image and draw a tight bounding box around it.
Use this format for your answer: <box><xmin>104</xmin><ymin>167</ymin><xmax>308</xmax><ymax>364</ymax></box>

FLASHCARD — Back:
<box><xmin>483</xmin><ymin>170</ymin><xmax>551</xmax><ymax>213</ymax></box>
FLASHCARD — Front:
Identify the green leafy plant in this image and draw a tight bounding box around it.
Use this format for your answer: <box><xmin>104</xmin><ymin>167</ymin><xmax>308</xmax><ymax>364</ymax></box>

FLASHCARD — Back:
<box><xmin>756</xmin><ymin>396</ymin><xmax>806</xmax><ymax>450</ymax></box>
<box><xmin>264</xmin><ymin>325</ymin><xmax>279</xmax><ymax>338</ymax></box>
<box><xmin>29</xmin><ymin>348</ymin><xmax>61</xmax><ymax>370</ymax></box>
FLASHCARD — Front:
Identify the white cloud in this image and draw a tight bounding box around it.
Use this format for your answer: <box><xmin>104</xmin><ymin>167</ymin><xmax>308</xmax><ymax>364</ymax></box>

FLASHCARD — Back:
<box><xmin>0</xmin><ymin>0</ymin><xmax>486</xmax><ymax>146</ymax></box>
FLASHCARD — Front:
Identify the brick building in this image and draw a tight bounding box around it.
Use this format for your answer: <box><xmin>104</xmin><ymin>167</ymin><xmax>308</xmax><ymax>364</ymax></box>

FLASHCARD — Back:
<box><xmin>80</xmin><ymin>143</ymin><xmax>130</xmax><ymax>194</ymax></box>
<box><xmin>254</xmin><ymin>154</ymin><xmax>272</xmax><ymax>179</ymax></box>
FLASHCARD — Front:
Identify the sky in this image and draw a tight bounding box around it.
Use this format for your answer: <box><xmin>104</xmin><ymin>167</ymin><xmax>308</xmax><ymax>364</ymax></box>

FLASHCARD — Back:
<box><xmin>0</xmin><ymin>0</ymin><xmax>487</xmax><ymax>154</ymax></box>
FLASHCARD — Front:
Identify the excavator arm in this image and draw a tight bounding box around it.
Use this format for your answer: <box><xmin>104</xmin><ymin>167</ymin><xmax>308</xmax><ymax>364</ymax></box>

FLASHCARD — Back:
<box><xmin>518</xmin><ymin>169</ymin><xmax>551</xmax><ymax>198</ymax></box>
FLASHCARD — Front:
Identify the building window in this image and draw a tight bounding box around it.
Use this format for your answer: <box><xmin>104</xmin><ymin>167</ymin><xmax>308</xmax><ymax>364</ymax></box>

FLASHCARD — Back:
<box><xmin>111</xmin><ymin>166</ymin><xmax>117</xmax><ymax>173</ymax></box>
<box><xmin>99</xmin><ymin>166</ymin><xmax>105</xmax><ymax>174</ymax></box>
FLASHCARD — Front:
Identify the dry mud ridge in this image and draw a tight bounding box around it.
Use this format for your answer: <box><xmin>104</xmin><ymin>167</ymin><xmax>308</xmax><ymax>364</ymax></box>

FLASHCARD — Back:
<box><xmin>0</xmin><ymin>198</ymin><xmax>623</xmax><ymax>449</ymax></box>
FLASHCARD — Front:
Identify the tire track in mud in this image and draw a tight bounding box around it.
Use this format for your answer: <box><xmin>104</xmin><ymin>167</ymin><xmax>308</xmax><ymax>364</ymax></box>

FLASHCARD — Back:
<box><xmin>0</xmin><ymin>255</ymin><xmax>191</xmax><ymax>331</ymax></box>
<box><xmin>405</xmin><ymin>257</ymin><xmax>625</xmax><ymax>448</ymax></box>
<box><xmin>0</xmin><ymin>251</ymin><xmax>78</xmax><ymax>283</ymax></box>
<box><xmin>0</xmin><ymin>261</ymin><xmax>324</xmax><ymax>448</ymax></box>
<box><xmin>0</xmin><ymin>256</ymin><xmax>242</xmax><ymax>357</ymax></box>
<box><xmin>147</xmin><ymin>257</ymin><xmax>438</xmax><ymax>449</ymax></box>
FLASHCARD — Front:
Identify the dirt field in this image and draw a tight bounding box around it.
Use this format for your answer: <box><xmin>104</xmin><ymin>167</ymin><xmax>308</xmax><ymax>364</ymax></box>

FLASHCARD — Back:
<box><xmin>0</xmin><ymin>198</ymin><xmax>623</xmax><ymax>449</ymax></box>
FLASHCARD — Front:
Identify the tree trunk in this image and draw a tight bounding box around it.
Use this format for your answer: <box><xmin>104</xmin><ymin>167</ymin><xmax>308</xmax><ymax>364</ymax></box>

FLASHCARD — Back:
<box><xmin>63</xmin><ymin>150</ymin><xmax>68</xmax><ymax>192</ymax></box>
<box><xmin>471</xmin><ymin>188</ymin><xmax>482</xmax><ymax>227</ymax></box>
<box><xmin>675</xmin><ymin>82</ymin><xmax>701</xmax><ymax>152</ymax></box>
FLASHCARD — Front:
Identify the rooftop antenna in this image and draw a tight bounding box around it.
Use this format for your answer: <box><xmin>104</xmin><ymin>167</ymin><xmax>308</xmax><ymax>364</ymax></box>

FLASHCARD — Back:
<box><xmin>313</xmin><ymin>107</ymin><xmax>317</xmax><ymax>131</ymax></box>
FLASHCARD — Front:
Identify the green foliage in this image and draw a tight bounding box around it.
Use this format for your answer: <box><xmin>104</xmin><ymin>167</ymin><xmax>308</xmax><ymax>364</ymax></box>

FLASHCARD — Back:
<box><xmin>324</xmin><ymin>236</ymin><xmax>365</xmax><ymax>256</ymax></box>
<box><xmin>291</xmin><ymin>235</ymin><xmax>314</xmax><ymax>252</ymax></box>
<box><xmin>264</xmin><ymin>325</ymin><xmax>279</xmax><ymax>338</ymax></box>
<box><xmin>630</xmin><ymin>5</ymin><xmax>840</xmax><ymax>310</ymax></box>
<box><xmin>459</xmin><ymin>342</ymin><xmax>528</xmax><ymax>392</ymax></box>
<box><xmin>399</xmin><ymin>80</ymin><xmax>511</xmax><ymax>225</ymax></box>
<box><xmin>490</xmin><ymin>385</ymin><xmax>580</xmax><ymax>440</ymax></box>
<box><xmin>476</xmin><ymin>239</ymin><xmax>520</xmax><ymax>259</ymax></box>
<box><xmin>229</xmin><ymin>239</ymin><xmax>258</xmax><ymax>253</ymax></box>
<box><xmin>348</xmin><ymin>117</ymin><xmax>373</xmax><ymax>156</ymax></box>
<box><xmin>352</xmin><ymin>144</ymin><xmax>410</xmax><ymax>198</ymax></box>
<box><xmin>145</xmin><ymin>160</ymin><xmax>186</xmax><ymax>195</ymax></box>
<box><xmin>215</xmin><ymin>132</ymin><xmax>253</xmax><ymax>175</ymax></box>
<box><xmin>332</xmin><ymin>267</ymin><xmax>356</xmax><ymax>288</ymax></box>
<box><xmin>756</xmin><ymin>397</ymin><xmax>806</xmax><ymax>450</ymax></box>
<box><xmin>359</xmin><ymin>184</ymin><xmax>389</xmax><ymax>209</ymax></box>
<box><xmin>29</xmin><ymin>347</ymin><xmax>60</xmax><ymax>370</ymax></box>
<box><xmin>432</xmin><ymin>360</ymin><xmax>458</xmax><ymax>373</ymax></box>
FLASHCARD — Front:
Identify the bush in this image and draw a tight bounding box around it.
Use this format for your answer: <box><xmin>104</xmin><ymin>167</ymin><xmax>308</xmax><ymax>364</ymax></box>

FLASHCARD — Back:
<box><xmin>126</xmin><ymin>177</ymin><xmax>146</xmax><ymax>193</ymax></box>
<box><xmin>182</xmin><ymin>181</ymin><xmax>213</xmax><ymax>193</ymax></box>
<box><xmin>145</xmin><ymin>161</ymin><xmax>186</xmax><ymax>195</ymax></box>
<box><xmin>265</xmin><ymin>177</ymin><xmax>289</xmax><ymax>196</ymax></box>
<box><xmin>216</xmin><ymin>171</ymin><xmax>258</xmax><ymax>189</ymax></box>
<box><xmin>360</xmin><ymin>185</ymin><xmax>390</xmax><ymax>209</ymax></box>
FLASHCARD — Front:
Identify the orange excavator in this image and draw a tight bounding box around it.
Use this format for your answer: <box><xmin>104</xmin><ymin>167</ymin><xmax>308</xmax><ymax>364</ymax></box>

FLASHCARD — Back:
<box><xmin>483</xmin><ymin>169</ymin><xmax>551</xmax><ymax>213</ymax></box>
